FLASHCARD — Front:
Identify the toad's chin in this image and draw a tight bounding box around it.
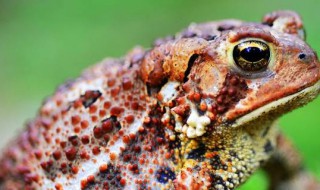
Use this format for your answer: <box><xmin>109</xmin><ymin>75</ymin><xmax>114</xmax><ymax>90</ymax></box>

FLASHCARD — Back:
<box><xmin>229</xmin><ymin>80</ymin><xmax>320</xmax><ymax>128</ymax></box>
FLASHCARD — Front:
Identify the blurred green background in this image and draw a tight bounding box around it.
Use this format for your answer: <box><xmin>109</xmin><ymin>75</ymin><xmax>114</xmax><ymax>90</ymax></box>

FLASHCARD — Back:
<box><xmin>0</xmin><ymin>0</ymin><xmax>319</xmax><ymax>189</ymax></box>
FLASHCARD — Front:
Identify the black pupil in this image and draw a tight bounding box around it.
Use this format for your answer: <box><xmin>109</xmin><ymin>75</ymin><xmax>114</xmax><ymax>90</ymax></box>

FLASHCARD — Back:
<box><xmin>233</xmin><ymin>41</ymin><xmax>271</xmax><ymax>72</ymax></box>
<box><xmin>240</xmin><ymin>46</ymin><xmax>267</xmax><ymax>62</ymax></box>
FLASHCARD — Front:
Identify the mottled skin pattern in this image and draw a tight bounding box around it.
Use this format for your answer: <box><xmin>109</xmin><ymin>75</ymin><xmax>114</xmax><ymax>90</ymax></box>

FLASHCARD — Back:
<box><xmin>0</xmin><ymin>11</ymin><xmax>320</xmax><ymax>190</ymax></box>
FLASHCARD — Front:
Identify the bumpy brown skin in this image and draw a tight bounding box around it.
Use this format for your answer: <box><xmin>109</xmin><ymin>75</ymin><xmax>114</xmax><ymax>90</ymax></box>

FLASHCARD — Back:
<box><xmin>0</xmin><ymin>11</ymin><xmax>319</xmax><ymax>190</ymax></box>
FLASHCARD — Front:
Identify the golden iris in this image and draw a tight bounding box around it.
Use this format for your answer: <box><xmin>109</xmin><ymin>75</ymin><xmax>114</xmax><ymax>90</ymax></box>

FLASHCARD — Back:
<box><xmin>233</xmin><ymin>40</ymin><xmax>270</xmax><ymax>72</ymax></box>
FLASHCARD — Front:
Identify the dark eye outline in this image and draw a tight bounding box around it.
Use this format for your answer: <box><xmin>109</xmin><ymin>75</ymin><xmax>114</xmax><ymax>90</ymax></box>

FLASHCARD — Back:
<box><xmin>232</xmin><ymin>40</ymin><xmax>271</xmax><ymax>72</ymax></box>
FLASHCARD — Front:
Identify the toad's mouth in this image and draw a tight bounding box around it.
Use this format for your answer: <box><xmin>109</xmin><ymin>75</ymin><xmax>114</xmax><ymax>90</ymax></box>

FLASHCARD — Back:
<box><xmin>230</xmin><ymin>80</ymin><xmax>320</xmax><ymax>128</ymax></box>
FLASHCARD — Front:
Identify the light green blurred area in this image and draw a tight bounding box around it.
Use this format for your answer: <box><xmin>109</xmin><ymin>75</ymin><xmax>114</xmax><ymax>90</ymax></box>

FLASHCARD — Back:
<box><xmin>0</xmin><ymin>0</ymin><xmax>319</xmax><ymax>189</ymax></box>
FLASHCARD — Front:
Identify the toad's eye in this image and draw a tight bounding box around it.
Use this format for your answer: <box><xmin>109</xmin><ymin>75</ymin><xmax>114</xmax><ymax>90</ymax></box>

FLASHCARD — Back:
<box><xmin>233</xmin><ymin>40</ymin><xmax>270</xmax><ymax>72</ymax></box>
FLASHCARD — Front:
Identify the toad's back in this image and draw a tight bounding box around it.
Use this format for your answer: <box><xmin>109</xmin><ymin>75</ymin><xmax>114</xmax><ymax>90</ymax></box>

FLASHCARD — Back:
<box><xmin>1</xmin><ymin>11</ymin><xmax>320</xmax><ymax>190</ymax></box>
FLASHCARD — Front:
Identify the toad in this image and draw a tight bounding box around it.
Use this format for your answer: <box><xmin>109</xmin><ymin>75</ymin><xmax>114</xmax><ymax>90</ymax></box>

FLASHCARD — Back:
<box><xmin>0</xmin><ymin>10</ymin><xmax>319</xmax><ymax>190</ymax></box>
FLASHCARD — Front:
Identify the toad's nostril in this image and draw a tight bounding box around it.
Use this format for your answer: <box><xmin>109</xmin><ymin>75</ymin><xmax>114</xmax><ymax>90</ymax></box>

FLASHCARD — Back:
<box><xmin>298</xmin><ymin>53</ymin><xmax>306</xmax><ymax>60</ymax></box>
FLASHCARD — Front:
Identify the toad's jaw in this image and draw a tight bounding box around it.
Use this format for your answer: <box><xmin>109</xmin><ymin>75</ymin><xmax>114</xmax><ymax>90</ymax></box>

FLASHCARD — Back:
<box><xmin>230</xmin><ymin>80</ymin><xmax>320</xmax><ymax>128</ymax></box>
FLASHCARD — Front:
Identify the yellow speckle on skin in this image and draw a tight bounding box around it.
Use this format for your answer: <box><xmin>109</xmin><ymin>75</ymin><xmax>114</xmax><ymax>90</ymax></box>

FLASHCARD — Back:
<box><xmin>169</xmin><ymin>135</ymin><xmax>176</xmax><ymax>141</ymax></box>
<box><xmin>183</xmin><ymin>159</ymin><xmax>198</xmax><ymax>169</ymax></box>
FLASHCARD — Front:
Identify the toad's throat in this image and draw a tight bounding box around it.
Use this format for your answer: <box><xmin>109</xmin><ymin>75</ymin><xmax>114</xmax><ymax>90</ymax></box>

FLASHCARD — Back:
<box><xmin>230</xmin><ymin>80</ymin><xmax>320</xmax><ymax>128</ymax></box>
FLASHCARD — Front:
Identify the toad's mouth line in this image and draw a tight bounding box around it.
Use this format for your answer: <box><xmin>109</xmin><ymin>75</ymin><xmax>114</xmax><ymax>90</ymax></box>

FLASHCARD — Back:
<box><xmin>230</xmin><ymin>80</ymin><xmax>320</xmax><ymax>127</ymax></box>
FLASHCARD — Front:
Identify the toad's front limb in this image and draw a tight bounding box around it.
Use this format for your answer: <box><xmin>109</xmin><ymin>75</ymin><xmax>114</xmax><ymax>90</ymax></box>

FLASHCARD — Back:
<box><xmin>263</xmin><ymin>131</ymin><xmax>320</xmax><ymax>190</ymax></box>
